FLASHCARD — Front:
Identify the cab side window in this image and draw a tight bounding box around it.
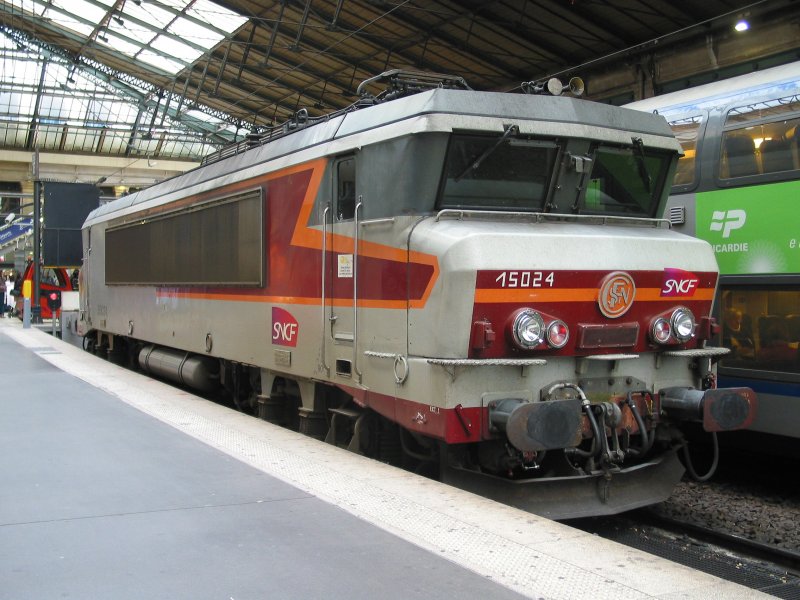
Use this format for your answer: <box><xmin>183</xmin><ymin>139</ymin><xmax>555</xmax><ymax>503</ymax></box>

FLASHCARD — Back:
<box><xmin>336</xmin><ymin>157</ymin><xmax>356</xmax><ymax>221</ymax></box>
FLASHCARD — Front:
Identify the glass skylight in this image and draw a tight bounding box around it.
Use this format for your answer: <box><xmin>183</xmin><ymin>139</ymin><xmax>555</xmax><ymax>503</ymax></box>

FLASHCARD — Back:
<box><xmin>126</xmin><ymin>1</ymin><xmax>175</xmax><ymax>30</ymax></box>
<box><xmin>13</xmin><ymin>0</ymin><xmax>247</xmax><ymax>76</ymax></box>
<box><xmin>137</xmin><ymin>49</ymin><xmax>185</xmax><ymax>74</ymax></box>
<box><xmin>151</xmin><ymin>34</ymin><xmax>203</xmax><ymax>64</ymax></box>
<box><xmin>0</xmin><ymin>21</ymin><xmax>243</xmax><ymax>161</ymax></box>
<box><xmin>52</xmin><ymin>0</ymin><xmax>107</xmax><ymax>24</ymax></box>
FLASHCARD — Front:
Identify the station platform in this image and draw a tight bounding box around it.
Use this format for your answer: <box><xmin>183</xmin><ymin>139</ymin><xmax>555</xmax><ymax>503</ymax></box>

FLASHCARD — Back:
<box><xmin>0</xmin><ymin>320</ymin><xmax>768</xmax><ymax>600</ymax></box>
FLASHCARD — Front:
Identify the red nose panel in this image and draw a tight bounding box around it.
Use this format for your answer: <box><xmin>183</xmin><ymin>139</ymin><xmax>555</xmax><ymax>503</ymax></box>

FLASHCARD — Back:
<box><xmin>470</xmin><ymin>269</ymin><xmax>718</xmax><ymax>358</ymax></box>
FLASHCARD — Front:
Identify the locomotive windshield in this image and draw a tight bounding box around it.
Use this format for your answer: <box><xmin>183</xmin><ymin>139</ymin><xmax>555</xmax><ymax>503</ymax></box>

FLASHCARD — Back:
<box><xmin>438</xmin><ymin>134</ymin><xmax>559</xmax><ymax>211</ymax></box>
<box><xmin>578</xmin><ymin>145</ymin><xmax>672</xmax><ymax>217</ymax></box>
<box><xmin>437</xmin><ymin>133</ymin><xmax>672</xmax><ymax>217</ymax></box>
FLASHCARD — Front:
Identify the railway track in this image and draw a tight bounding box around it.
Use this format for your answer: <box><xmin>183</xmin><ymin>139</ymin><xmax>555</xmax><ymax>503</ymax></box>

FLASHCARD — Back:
<box><xmin>572</xmin><ymin>511</ymin><xmax>800</xmax><ymax>598</ymax></box>
<box><xmin>642</xmin><ymin>508</ymin><xmax>800</xmax><ymax>573</ymax></box>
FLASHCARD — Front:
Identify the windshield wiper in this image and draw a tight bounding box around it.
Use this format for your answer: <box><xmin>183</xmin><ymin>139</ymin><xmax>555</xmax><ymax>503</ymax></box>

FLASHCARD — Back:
<box><xmin>454</xmin><ymin>124</ymin><xmax>519</xmax><ymax>182</ymax></box>
<box><xmin>631</xmin><ymin>136</ymin><xmax>652</xmax><ymax>193</ymax></box>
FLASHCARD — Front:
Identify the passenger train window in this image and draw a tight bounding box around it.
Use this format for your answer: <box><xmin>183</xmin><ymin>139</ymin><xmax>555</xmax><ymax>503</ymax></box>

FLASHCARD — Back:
<box><xmin>40</xmin><ymin>267</ymin><xmax>65</xmax><ymax>286</ymax></box>
<box><xmin>336</xmin><ymin>157</ymin><xmax>356</xmax><ymax>220</ymax></box>
<box><xmin>720</xmin><ymin>94</ymin><xmax>800</xmax><ymax>179</ymax></box>
<box><xmin>667</xmin><ymin>115</ymin><xmax>703</xmax><ymax>187</ymax></box>
<box><xmin>719</xmin><ymin>287</ymin><xmax>800</xmax><ymax>373</ymax></box>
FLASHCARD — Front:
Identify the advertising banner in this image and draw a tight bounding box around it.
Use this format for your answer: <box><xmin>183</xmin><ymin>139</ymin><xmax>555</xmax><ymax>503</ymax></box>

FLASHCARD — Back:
<box><xmin>695</xmin><ymin>180</ymin><xmax>800</xmax><ymax>275</ymax></box>
<box><xmin>0</xmin><ymin>218</ymin><xmax>33</xmax><ymax>247</ymax></box>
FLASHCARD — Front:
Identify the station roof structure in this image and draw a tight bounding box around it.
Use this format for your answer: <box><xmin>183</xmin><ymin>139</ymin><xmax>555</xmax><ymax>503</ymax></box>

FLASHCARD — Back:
<box><xmin>1</xmin><ymin>0</ymin><xmax>799</xmax><ymax>167</ymax></box>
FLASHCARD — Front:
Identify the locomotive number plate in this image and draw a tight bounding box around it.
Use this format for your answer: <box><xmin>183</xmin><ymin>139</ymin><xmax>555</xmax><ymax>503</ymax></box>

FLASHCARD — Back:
<box><xmin>494</xmin><ymin>271</ymin><xmax>555</xmax><ymax>288</ymax></box>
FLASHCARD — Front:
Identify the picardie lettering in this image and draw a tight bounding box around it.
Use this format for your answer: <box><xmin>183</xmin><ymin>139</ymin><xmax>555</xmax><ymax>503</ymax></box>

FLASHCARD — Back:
<box><xmin>713</xmin><ymin>242</ymin><xmax>749</xmax><ymax>253</ymax></box>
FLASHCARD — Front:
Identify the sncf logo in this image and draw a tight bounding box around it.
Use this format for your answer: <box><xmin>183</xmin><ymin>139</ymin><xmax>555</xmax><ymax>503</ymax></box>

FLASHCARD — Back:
<box><xmin>710</xmin><ymin>209</ymin><xmax>746</xmax><ymax>238</ymax></box>
<box><xmin>272</xmin><ymin>307</ymin><xmax>299</xmax><ymax>347</ymax></box>
<box><xmin>661</xmin><ymin>268</ymin><xmax>699</xmax><ymax>298</ymax></box>
<box><xmin>598</xmin><ymin>271</ymin><xmax>636</xmax><ymax>318</ymax></box>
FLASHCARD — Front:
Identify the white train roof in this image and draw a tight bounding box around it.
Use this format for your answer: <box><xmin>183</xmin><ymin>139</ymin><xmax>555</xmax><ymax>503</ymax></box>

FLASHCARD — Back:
<box><xmin>625</xmin><ymin>61</ymin><xmax>800</xmax><ymax>117</ymax></box>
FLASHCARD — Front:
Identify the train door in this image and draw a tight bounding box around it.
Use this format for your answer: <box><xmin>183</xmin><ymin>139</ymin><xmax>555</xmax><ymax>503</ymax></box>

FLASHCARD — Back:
<box><xmin>326</xmin><ymin>155</ymin><xmax>360</xmax><ymax>381</ymax></box>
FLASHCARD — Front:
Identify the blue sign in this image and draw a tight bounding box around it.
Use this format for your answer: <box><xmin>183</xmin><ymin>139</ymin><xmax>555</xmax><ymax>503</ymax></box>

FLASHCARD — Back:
<box><xmin>0</xmin><ymin>218</ymin><xmax>34</xmax><ymax>246</ymax></box>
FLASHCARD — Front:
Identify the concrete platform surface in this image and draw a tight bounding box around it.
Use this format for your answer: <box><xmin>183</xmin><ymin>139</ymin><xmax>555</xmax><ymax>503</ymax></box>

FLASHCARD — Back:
<box><xmin>0</xmin><ymin>321</ymin><xmax>768</xmax><ymax>599</ymax></box>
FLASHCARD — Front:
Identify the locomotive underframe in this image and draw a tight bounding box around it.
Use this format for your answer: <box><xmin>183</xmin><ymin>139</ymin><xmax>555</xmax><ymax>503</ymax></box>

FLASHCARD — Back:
<box><xmin>441</xmin><ymin>447</ymin><xmax>685</xmax><ymax>520</ymax></box>
<box><xmin>85</xmin><ymin>324</ymin><xmax>723</xmax><ymax>520</ymax></box>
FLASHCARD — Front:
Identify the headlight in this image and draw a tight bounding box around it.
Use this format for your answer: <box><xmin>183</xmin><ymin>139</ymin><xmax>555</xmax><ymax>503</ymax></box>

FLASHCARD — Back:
<box><xmin>671</xmin><ymin>308</ymin><xmax>695</xmax><ymax>342</ymax></box>
<box><xmin>511</xmin><ymin>309</ymin><xmax>544</xmax><ymax>349</ymax></box>
<box><xmin>650</xmin><ymin>317</ymin><xmax>672</xmax><ymax>344</ymax></box>
<box><xmin>546</xmin><ymin>320</ymin><xmax>570</xmax><ymax>349</ymax></box>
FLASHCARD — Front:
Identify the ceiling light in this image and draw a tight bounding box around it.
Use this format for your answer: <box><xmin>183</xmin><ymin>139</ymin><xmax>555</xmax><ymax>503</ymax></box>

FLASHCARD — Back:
<box><xmin>734</xmin><ymin>19</ymin><xmax>749</xmax><ymax>32</ymax></box>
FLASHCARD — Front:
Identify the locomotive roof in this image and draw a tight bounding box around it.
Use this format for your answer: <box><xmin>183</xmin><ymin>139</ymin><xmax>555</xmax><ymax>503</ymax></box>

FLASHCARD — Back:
<box><xmin>625</xmin><ymin>60</ymin><xmax>800</xmax><ymax>117</ymax></box>
<box><xmin>85</xmin><ymin>88</ymin><xmax>679</xmax><ymax>226</ymax></box>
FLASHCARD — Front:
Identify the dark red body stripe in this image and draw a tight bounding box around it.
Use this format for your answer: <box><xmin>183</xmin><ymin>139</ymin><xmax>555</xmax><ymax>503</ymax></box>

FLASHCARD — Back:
<box><xmin>342</xmin><ymin>384</ymin><xmax>483</xmax><ymax>444</ymax></box>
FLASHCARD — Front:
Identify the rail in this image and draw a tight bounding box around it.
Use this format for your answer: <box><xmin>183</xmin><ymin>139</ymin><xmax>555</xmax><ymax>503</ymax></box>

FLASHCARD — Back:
<box><xmin>641</xmin><ymin>510</ymin><xmax>800</xmax><ymax>576</ymax></box>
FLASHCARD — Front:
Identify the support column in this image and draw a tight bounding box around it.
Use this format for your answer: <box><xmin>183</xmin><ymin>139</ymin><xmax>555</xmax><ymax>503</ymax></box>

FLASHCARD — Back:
<box><xmin>31</xmin><ymin>159</ymin><xmax>41</xmax><ymax>323</ymax></box>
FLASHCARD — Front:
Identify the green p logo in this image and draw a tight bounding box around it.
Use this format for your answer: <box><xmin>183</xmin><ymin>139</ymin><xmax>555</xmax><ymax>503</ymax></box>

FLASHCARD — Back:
<box><xmin>710</xmin><ymin>209</ymin><xmax>746</xmax><ymax>238</ymax></box>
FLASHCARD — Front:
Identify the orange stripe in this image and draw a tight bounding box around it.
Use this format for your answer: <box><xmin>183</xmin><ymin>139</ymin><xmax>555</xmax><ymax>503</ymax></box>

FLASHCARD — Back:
<box><xmin>141</xmin><ymin>157</ymin><xmax>440</xmax><ymax>310</ymax></box>
<box><xmin>287</xmin><ymin>159</ymin><xmax>439</xmax><ymax>309</ymax></box>
<box><xmin>474</xmin><ymin>287</ymin><xmax>715</xmax><ymax>303</ymax></box>
<box><xmin>155</xmin><ymin>290</ymin><xmax>408</xmax><ymax>309</ymax></box>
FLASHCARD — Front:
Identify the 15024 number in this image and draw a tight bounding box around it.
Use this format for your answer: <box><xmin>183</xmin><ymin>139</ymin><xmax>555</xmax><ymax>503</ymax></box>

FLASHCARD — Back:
<box><xmin>495</xmin><ymin>271</ymin><xmax>555</xmax><ymax>288</ymax></box>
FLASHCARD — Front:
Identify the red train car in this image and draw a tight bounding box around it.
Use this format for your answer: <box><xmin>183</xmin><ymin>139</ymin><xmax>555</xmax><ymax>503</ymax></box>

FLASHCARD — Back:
<box><xmin>13</xmin><ymin>263</ymin><xmax>75</xmax><ymax>320</ymax></box>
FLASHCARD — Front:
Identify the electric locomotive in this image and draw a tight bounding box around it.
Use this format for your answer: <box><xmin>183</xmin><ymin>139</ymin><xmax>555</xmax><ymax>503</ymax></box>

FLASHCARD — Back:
<box><xmin>79</xmin><ymin>71</ymin><xmax>756</xmax><ymax>519</ymax></box>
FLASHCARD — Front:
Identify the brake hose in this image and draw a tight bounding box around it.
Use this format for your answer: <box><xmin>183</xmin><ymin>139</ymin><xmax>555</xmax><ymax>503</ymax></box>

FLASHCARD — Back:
<box><xmin>681</xmin><ymin>431</ymin><xmax>719</xmax><ymax>482</ymax></box>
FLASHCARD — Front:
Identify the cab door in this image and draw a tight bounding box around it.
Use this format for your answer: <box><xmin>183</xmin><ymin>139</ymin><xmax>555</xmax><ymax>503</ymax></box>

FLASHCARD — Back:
<box><xmin>326</xmin><ymin>155</ymin><xmax>360</xmax><ymax>380</ymax></box>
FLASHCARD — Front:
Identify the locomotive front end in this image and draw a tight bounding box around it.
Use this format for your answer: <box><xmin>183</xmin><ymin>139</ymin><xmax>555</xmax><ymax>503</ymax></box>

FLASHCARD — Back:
<box><xmin>393</xmin><ymin>95</ymin><xmax>757</xmax><ymax>519</ymax></box>
<box><xmin>408</xmin><ymin>218</ymin><xmax>755</xmax><ymax>517</ymax></box>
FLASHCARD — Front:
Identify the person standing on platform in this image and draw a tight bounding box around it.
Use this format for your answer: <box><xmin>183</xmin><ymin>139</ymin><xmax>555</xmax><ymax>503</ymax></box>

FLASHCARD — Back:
<box><xmin>5</xmin><ymin>272</ymin><xmax>15</xmax><ymax>317</ymax></box>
